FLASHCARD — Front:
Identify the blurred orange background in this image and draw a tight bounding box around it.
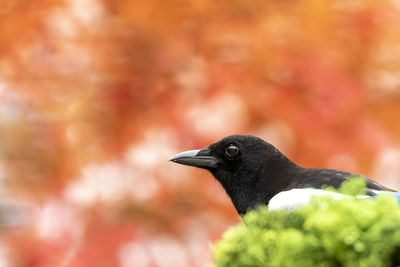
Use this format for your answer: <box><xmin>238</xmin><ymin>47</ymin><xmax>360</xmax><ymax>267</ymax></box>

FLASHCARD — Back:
<box><xmin>1</xmin><ymin>0</ymin><xmax>400</xmax><ymax>266</ymax></box>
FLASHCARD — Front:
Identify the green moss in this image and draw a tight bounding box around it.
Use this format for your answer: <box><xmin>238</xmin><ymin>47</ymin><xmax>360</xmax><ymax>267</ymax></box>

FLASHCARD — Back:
<box><xmin>213</xmin><ymin>179</ymin><xmax>400</xmax><ymax>266</ymax></box>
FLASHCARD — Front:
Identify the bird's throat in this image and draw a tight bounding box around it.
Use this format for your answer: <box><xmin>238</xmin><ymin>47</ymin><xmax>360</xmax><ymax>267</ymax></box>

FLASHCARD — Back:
<box><xmin>225</xmin><ymin>185</ymin><xmax>251</xmax><ymax>215</ymax></box>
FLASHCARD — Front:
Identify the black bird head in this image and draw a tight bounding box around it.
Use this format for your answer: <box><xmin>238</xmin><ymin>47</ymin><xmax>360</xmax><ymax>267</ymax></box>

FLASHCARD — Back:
<box><xmin>170</xmin><ymin>134</ymin><xmax>297</xmax><ymax>214</ymax></box>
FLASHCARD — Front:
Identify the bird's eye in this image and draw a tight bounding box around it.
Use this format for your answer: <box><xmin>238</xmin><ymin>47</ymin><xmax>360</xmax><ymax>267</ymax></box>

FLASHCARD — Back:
<box><xmin>225</xmin><ymin>144</ymin><xmax>239</xmax><ymax>159</ymax></box>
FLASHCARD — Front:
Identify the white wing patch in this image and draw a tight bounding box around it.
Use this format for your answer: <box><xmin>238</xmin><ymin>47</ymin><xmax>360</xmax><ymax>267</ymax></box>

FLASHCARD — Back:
<box><xmin>369</xmin><ymin>189</ymin><xmax>388</xmax><ymax>195</ymax></box>
<box><xmin>268</xmin><ymin>189</ymin><xmax>371</xmax><ymax>211</ymax></box>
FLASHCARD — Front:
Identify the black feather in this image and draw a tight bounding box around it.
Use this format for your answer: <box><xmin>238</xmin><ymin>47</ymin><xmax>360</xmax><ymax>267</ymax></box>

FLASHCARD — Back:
<box><xmin>171</xmin><ymin>134</ymin><xmax>396</xmax><ymax>215</ymax></box>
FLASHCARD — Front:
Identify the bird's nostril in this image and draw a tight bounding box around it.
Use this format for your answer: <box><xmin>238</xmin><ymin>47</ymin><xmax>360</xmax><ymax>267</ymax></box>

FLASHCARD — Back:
<box><xmin>197</xmin><ymin>147</ymin><xmax>212</xmax><ymax>156</ymax></box>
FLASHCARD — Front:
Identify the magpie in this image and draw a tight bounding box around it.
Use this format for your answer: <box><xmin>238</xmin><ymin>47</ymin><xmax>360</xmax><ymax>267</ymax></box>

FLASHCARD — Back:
<box><xmin>170</xmin><ymin>134</ymin><xmax>397</xmax><ymax>215</ymax></box>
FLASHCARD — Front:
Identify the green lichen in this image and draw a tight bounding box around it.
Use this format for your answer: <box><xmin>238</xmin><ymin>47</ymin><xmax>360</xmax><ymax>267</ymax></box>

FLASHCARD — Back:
<box><xmin>213</xmin><ymin>179</ymin><xmax>400</xmax><ymax>267</ymax></box>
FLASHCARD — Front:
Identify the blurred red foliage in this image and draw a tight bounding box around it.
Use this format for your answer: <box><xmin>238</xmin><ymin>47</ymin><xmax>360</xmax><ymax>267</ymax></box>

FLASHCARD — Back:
<box><xmin>0</xmin><ymin>0</ymin><xmax>400</xmax><ymax>266</ymax></box>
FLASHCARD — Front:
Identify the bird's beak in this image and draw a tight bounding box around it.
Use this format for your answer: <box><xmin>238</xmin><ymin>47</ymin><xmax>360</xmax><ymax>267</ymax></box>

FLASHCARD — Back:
<box><xmin>169</xmin><ymin>147</ymin><xmax>219</xmax><ymax>169</ymax></box>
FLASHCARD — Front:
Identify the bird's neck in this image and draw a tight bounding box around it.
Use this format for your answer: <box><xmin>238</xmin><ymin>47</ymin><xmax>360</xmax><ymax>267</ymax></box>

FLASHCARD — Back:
<box><xmin>225</xmin><ymin>185</ymin><xmax>251</xmax><ymax>215</ymax></box>
<box><xmin>255</xmin><ymin>160</ymin><xmax>302</xmax><ymax>205</ymax></box>
<box><xmin>225</xmin><ymin>160</ymin><xmax>301</xmax><ymax>215</ymax></box>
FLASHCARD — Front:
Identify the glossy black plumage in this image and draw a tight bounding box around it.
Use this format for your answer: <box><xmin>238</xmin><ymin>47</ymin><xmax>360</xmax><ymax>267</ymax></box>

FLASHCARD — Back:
<box><xmin>170</xmin><ymin>134</ymin><xmax>395</xmax><ymax>215</ymax></box>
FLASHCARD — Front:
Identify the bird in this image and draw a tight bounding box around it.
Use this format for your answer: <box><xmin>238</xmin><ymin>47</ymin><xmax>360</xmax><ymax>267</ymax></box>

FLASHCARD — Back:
<box><xmin>170</xmin><ymin>134</ymin><xmax>397</xmax><ymax>215</ymax></box>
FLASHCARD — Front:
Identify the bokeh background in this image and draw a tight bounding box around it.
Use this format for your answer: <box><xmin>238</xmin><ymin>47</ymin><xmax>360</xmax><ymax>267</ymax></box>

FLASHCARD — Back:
<box><xmin>1</xmin><ymin>0</ymin><xmax>400</xmax><ymax>266</ymax></box>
